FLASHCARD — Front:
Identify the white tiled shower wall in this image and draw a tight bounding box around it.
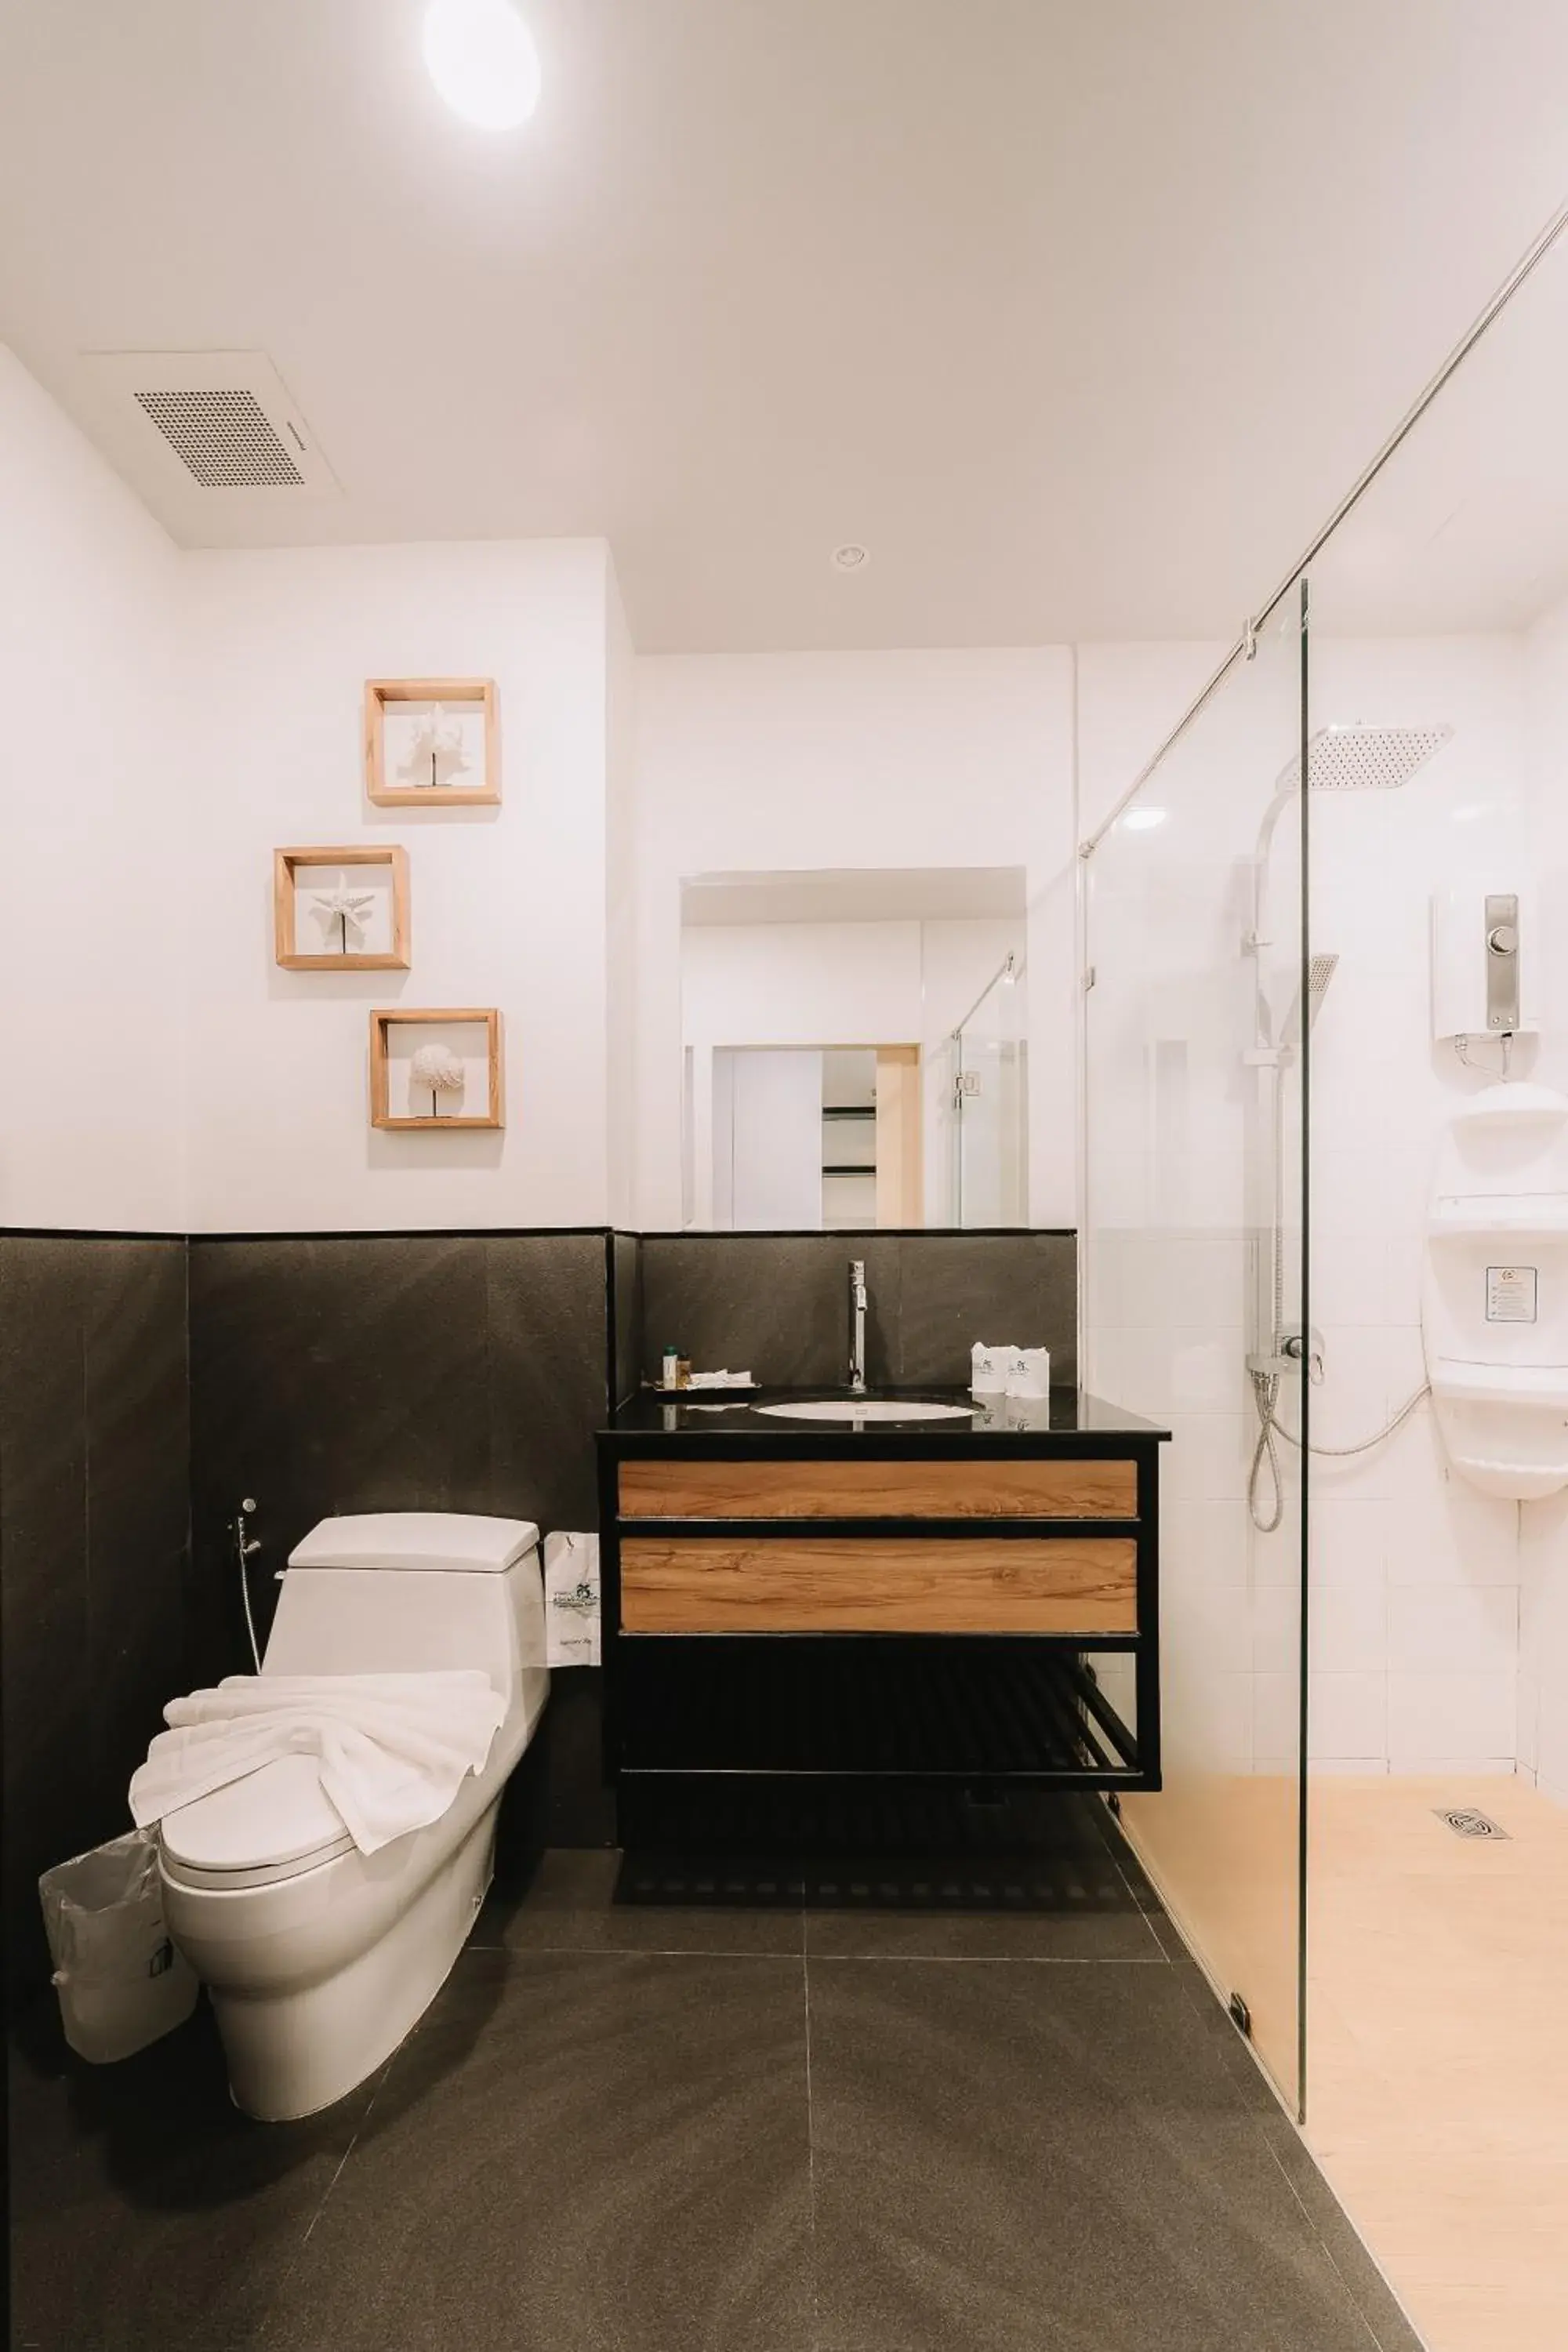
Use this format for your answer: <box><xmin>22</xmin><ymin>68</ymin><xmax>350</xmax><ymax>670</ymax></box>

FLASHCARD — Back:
<box><xmin>1304</xmin><ymin>634</ymin><xmax>1526</xmax><ymax>1775</ymax></box>
<box><xmin>1085</xmin><ymin>625</ymin><xmax>1568</xmax><ymax>1782</ymax></box>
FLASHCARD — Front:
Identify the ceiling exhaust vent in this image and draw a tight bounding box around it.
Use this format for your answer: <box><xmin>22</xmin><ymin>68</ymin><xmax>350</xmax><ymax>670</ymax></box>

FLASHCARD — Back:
<box><xmin>136</xmin><ymin>386</ymin><xmax>303</xmax><ymax>487</ymax></box>
<box><xmin>83</xmin><ymin>350</ymin><xmax>338</xmax><ymax>497</ymax></box>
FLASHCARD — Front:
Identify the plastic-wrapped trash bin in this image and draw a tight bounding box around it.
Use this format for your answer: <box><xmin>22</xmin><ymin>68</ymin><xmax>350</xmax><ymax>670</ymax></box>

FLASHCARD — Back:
<box><xmin>39</xmin><ymin>1828</ymin><xmax>199</xmax><ymax>2062</ymax></box>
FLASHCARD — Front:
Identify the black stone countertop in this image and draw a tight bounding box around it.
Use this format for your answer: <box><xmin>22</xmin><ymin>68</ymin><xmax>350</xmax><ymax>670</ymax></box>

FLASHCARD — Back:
<box><xmin>603</xmin><ymin>1386</ymin><xmax>1169</xmax><ymax>1442</ymax></box>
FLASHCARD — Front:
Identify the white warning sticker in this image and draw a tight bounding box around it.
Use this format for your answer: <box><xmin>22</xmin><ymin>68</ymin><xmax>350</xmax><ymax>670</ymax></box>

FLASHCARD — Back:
<box><xmin>1486</xmin><ymin>1266</ymin><xmax>1538</xmax><ymax>1324</ymax></box>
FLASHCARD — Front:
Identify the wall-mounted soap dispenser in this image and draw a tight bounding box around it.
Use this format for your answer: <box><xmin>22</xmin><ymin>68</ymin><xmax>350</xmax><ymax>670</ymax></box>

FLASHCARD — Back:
<box><xmin>1431</xmin><ymin>887</ymin><xmax>1541</xmax><ymax>1043</ymax></box>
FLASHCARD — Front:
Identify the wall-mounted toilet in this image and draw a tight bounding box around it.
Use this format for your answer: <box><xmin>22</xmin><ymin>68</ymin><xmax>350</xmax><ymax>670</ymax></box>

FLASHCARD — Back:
<box><xmin>158</xmin><ymin>1512</ymin><xmax>549</xmax><ymax>2122</ymax></box>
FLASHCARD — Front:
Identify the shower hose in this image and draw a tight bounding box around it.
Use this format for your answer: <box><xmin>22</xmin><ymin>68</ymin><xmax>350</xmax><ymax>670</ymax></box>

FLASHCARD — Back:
<box><xmin>1247</xmin><ymin>1369</ymin><xmax>1432</xmax><ymax>1534</ymax></box>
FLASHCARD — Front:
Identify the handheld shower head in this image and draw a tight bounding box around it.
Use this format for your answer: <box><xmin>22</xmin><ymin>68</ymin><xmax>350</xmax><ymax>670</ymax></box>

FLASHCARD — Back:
<box><xmin>1278</xmin><ymin>953</ymin><xmax>1340</xmax><ymax>1048</ymax></box>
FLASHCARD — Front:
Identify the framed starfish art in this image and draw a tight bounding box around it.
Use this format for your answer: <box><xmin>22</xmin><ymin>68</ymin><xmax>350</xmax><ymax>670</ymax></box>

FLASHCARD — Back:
<box><xmin>274</xmin><ymin>845</ymin><xmax>411</xmax><ymax>971</ymax></box>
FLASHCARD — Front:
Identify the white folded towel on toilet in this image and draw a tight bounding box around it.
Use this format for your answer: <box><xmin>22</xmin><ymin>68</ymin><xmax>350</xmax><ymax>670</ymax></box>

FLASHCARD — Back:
<box><xmin>129</xmin><ymin>1671</ymin><xmax>507</xmax><ymax>1857</ymax></box>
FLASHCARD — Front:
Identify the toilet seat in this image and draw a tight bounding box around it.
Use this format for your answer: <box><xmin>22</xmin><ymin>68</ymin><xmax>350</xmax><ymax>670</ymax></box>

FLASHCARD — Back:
<box><xmin>161</xmin><ymin>1753</ymin><xmax>356</xmax><ymax>1890</ymax></box>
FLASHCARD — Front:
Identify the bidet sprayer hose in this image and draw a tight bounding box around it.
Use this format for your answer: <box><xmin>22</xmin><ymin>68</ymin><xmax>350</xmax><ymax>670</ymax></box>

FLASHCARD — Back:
<box><xmin>234</xmin><ymin>1500</ymin><xmax>263</xmax><ymax>1673</ymax></box>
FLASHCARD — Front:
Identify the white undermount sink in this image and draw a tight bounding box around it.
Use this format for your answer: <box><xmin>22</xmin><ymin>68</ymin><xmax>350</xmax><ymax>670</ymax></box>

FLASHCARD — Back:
<box><xmin>754</xmin><ymin>1399</ymin><xmax>972</xmax><ymax>1422</ymax></box>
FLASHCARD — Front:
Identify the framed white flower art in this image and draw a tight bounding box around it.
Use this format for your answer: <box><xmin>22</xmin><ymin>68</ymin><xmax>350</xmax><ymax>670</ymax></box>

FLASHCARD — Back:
<box><xmin>365</xmin><ymin>678</ymin><xmax>499</xmax><ymax>808</ymax></box>
<box><xmin>274</xmin><ymin>845</ymin><xmax>410</xmax><ymax>971</ymax></box>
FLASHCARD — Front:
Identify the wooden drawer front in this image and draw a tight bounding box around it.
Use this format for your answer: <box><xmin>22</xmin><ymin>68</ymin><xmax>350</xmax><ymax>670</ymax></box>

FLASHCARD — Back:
<box><xmin>617</xmin><ymin>1457</ymin><xmax>1136</xmax><ymax>1522</ymax></box>
<box><xmin>619</xmin><ymin>1536</ymin><xmax>1137</xmax><ymax>1635</ymax></box>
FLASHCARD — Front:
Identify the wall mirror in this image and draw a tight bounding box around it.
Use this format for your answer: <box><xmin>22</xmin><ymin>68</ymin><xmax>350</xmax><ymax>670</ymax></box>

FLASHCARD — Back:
<box><xmin>679</xmin><ymin>866</ymin><xmax>1029</xmax><ymax>1229</ymax></box>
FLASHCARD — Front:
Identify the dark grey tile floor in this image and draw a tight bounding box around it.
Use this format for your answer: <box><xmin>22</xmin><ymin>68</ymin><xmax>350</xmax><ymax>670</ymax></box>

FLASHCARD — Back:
<box><xmin>7</xmin><ymin>1804</ymin><xmax>1424</xmax><ymax>2352</ymax></box>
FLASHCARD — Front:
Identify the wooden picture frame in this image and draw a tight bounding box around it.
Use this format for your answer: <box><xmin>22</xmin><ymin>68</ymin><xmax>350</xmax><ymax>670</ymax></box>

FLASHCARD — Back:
<box><xmin>370</xmin><ymin>1008</ymin><xmax>504</xmax><ymax>1131</ymax></box>
<box><xmin>365</xmin><ymin>678</ymin><xmax>499</xmax><ymax>807</ymax></box>
<box><xmin>274</xmin><ymin>845</ymin><xmax>410</xmax><ymax>971</ymax></box>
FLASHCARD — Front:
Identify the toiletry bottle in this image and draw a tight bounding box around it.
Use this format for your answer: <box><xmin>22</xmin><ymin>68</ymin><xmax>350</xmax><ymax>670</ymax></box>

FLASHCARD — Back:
<box><xmin>662</xmin><ymin>1345</ymin><xmax>679</xmax><ymax>1391</ymax></box>
<box><xmin>676</xmin><ymin>1357</ymin><xmax>692</xmax><ymax>1390</ymax></box>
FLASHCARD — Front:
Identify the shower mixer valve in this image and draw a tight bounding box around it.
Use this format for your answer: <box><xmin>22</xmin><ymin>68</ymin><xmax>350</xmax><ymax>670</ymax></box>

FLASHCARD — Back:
<box><xmin>1250</xmin><ymin>1326</ymin><xmax>1325</xmax><ymax>1383</ymax></box>
<box><xmin>1279</xmin><ymin>1327</ymin><xmax>1326</xmax><ymax>1384</ymax></box>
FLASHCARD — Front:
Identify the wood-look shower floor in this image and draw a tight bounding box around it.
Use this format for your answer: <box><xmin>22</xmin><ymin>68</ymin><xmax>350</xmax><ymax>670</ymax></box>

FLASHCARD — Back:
<box><xmin>1308</xmin><ymin>1773</ymin><xmax>1568</xmax><ymax>2352</ymax></box>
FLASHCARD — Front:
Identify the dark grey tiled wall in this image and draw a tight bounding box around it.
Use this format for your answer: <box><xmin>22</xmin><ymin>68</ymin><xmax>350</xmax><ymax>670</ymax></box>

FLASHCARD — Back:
<box><xmin>187</xmin><ymin>1232</ymin><xmax>616</xmax><ymax>1846</ymax></box>
<box><xmin>0</xmin><ymin>1222</ymin><xmax>1080</xmax><ymax>1963</ymax></box>
<box><xmin>637</xmin><ymin>1231</ymin><xmax>1077</xmax><ymax>1391</ymax></box>
<box><xmin>0</xmin><ymin>1236</ymin><xmax>191</xmax><ymax>1989</ymax></box>
<box><xmin>610</xmin><ymin>1231</ymin><xmax>641</xmax><ymax>1407</ymax></box>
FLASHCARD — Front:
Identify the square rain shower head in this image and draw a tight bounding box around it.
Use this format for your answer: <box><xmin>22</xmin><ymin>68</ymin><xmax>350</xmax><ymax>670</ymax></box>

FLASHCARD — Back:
<box><xmin>1273</xmin><ymin>722</ymin><xmax>1453</xmax><ymax>795</ymax></box>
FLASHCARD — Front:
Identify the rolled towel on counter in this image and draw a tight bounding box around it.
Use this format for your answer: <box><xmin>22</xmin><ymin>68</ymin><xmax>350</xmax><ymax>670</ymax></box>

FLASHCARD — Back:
<box><xmin>129</xmin><ymin>1671</ymin><xmax>506</xmax><ymax>1856</ymax></box>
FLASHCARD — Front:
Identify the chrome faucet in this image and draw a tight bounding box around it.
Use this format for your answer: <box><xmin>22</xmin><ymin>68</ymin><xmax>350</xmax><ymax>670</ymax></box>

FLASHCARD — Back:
<box><xmin>848</xmin><ymin>1258</ymin><xmax>869</xmax><ymax>1393</ymax></box>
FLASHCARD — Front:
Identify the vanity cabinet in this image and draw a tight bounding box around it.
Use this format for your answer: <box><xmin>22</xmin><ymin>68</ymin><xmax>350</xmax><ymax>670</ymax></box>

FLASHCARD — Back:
<box><xmin>596</xmin><ymin>1392</ymin><xmax>1166</xmax><ymax>1842</ymax></box>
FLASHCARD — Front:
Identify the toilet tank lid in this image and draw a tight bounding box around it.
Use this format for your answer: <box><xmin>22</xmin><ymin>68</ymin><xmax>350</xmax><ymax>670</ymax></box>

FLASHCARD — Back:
<box><xmin>288</xmin><ymin>1512</ymin><xmax>540</xmax><ymax>1573</ymax></box>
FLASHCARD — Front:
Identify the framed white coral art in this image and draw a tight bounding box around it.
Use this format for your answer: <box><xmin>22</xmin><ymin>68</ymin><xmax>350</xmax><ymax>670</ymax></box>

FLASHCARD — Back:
<box><xmin>370</xmin><ymin>1009</ymin><xmax>503</xmax><ymax>1130</ymax></box>
<box><xmin>365</xmin><ymin>679</ymin><xmax>499</xmax><ymax>808</ymax></box>
<box><xmin>274</xmin><ymin>846</ymin><xmax>410</xmax><ymax>970</ymax></box>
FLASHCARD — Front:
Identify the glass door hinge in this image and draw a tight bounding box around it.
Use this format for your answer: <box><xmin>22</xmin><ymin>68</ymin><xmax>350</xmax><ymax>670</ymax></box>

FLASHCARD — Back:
<box><xmin>1081</xmin><ymin>965</ymin><xmax>1097</xmax><ymax>992</ymax></box>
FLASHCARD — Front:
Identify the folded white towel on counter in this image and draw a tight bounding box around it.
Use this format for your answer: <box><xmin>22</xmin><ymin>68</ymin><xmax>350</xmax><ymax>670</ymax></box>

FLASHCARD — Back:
<box><xmin>129</xmin><ymin>1671</ymin><xmax>506</xmax><ymax>1856</ymax></box>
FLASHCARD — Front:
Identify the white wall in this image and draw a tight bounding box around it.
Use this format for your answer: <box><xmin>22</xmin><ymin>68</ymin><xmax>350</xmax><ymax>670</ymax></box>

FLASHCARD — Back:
<box><xmin>180</xmin><ymin>539</ymin><xmax>616</xmax><ymax>1231</ymax></box>
<box><xmin>605</xmin><ymin>567</ymin><xmax>637</xmax><ymax>1228</ymax></box>
<box><xmin>0</xmin><ymin>345</ymin><xmax>188</xmax><ymax>1230</ymax></box>
<box><xmin>683</xmin><ymin>920</ymin><xmax>927</xmax><ymax>1053</ymax></box>
<box><xmin>0</xmin><ymin>351</ymin><xmax>1081</xmax><ymax>1245</ymax></box>
<box><xmin>631</xmin><ymin>650</ymin><xmax>1075</xmax><ymax>1229</ymax></box>
<box><xmin>1075</xmin><ymin>641</ymin><xmax>1229</xmax><ymax>839</ymax></box>
<box><xmin>1518</xmin><ymin>590</ymin><xmax>1568</xmax><ymax>1802</ymax></box>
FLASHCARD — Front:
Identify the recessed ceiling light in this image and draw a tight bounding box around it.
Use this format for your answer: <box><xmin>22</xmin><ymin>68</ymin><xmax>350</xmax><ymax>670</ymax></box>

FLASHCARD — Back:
<box><xmin>423</xmin><ymin>0</ymin><xmax>541</xmax><ymax>129</ymax></box>
<box><xmin>1121</xmin><ymin>806</ymin><xmax>1167</xmax><ymax>832</ymax></box>
<box><xmin>830</xmin><ymin>544</ymin><xmax>869</xmax><ymax>573</ymax></box>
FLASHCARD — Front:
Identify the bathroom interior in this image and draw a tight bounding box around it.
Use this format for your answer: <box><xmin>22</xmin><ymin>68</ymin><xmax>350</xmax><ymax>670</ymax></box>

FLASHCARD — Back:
<box><xmin>3</xmin><ymin>6</ymin><xmax>1568</xmax><ymax>2350</ymax></box>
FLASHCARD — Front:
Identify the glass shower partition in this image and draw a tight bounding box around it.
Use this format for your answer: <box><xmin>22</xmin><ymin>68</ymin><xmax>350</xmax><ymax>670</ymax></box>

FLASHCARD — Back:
<box><xmin>951</xmin><ymin>953</ymin><xmax>1029</xmax><ymax>1226</ymax></box>
<box><xmin>1082</xmin><ymin>587</ymin><xmax>1311</xmax><ymax>2111</ymax></box>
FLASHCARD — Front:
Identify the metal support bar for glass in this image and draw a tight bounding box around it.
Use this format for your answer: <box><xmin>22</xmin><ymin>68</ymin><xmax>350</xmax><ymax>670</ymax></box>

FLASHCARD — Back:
<box><xmin>1079</xmin><ymin>189</ymin><xmax>1568</xmax><ymax>861</ymax></box>
<box><xmin>949</xmin><ymin>949</ymin><xmax>1023</xmax><ymax>1042</ymax></box>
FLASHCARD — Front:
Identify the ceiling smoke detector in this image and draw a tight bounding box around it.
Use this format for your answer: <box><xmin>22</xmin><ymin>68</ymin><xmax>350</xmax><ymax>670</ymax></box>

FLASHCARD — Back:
<box><xmin>83</xmin><ymin>350</ymin><xmax>339</xmax><ymax>497</ymax></box>
<box><xmin>830</xmin><ymin>544</ymin><xmax>870</xmax><ymax>573</ymax></box>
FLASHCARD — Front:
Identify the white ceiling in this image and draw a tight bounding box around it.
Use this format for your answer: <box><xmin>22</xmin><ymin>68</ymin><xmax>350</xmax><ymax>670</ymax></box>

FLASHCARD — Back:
<box><xmin>2</xmin><ymin>0</ymin><xmax>1567</xmax><ymax>652</ymax></box>
<box><xmin>1310</xmin><ymin>226</ymin><xmax>1568</xmax><ymax>635</ymax></box>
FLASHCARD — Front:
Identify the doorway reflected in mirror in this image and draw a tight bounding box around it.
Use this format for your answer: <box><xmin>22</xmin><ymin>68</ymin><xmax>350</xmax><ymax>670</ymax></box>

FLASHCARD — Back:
<box><xmin>680</xmin><ymin>866</ymin><xmax>1028</xmax><ymax>1230</ymax></box>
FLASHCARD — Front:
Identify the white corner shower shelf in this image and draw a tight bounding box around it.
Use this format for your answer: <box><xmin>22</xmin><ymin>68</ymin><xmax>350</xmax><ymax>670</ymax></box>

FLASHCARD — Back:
<box><xmin>1421</xmin><ymin>1082</ymin><xmax>1568</xmax><ymax>1501</ymax></box>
